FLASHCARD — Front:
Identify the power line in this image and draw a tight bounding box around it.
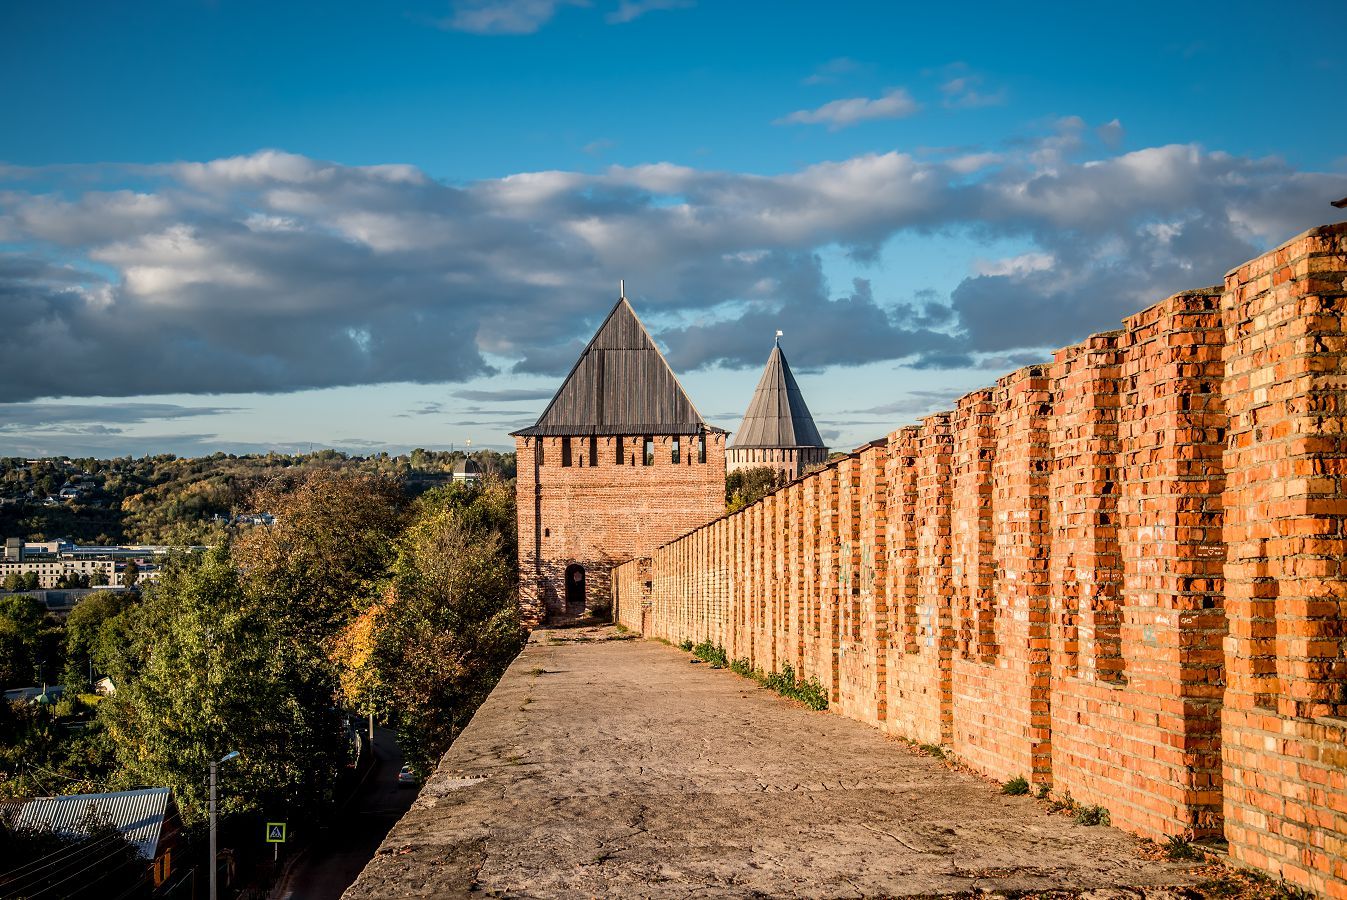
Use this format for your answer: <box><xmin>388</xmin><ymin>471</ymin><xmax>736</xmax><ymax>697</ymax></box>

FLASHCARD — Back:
<box><xmin>13</xmin><ymin>839</ymin><xmax>142</xmax><ymax>900</ymax></box>
<box><xmin>0</xmin><ymin>830</ymin><xmax>128</xmax><ymax>886</ymax></box>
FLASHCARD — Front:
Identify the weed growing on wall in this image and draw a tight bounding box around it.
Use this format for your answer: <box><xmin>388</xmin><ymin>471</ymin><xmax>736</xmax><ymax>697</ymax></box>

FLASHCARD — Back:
<box><xmin>692</xmin><ymin>640</ymin><xmax>728</xmax><ymax>668</ymax></box>
<box><xmin>686</xmin><ymin>642</ymin><xmax>827</xmax><ymax>709</ymax></box>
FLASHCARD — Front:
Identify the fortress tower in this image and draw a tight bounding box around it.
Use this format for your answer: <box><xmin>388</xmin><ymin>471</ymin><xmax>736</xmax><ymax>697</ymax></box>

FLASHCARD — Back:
<box><xmin>512</xmin><ymin>294</ymin><xmax>726</xmax><ymax>624</ymax></box>
<box><xmin>726</xmin><ymin>339</ymin><xmax>828</xmax><ymax>480</ymax></box>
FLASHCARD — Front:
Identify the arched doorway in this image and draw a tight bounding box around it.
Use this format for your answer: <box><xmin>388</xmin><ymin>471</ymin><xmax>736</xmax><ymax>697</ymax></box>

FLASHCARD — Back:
<box><xmin>564</xmin><ymin>564</ymin><xmax>586</xmax><ymax>610</ymax></box>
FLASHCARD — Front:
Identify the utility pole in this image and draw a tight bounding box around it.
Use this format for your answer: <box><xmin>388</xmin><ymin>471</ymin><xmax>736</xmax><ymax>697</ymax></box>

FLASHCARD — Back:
<box><xmin>210</xmin><ymin>751</ymin><xmax>239</xmax><ymax>900</ymax></box>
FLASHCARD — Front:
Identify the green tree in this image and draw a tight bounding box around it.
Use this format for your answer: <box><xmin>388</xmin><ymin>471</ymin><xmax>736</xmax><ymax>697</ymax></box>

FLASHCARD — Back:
<box><xmin>63</xmin><ymin>591</ymin><xmax>134</xmax><ymax>687</ymax></box>
<box><xmin>0</xmin><ymin>594</ymin><xmax>61</xmax><ymax>689</ymax></box>
<box><xmin>121</xmin><ymin>560</ymin><xmax>139</xmax><ymax>588</ymax></box>
<box><xmin>100</xmin><ymin>549</ymin><xmax>347</xmax><ymax>825</ymax></box>
<box><xmin>232</xmin><ymin>470</ymin><xmax>405</xmax><ymax>637</ymax></box>
<box><xmin>368</xmin><ymin>479</ymin><xmax>523</xmax><ymax>773</ymax></box>
<box><xmin>2</xmin><ymin>572</ymin><xmax>20</xmax><ymax>592</ymax></box>
<box><xmin>725</xmin><ymin>466</ymin><xmax>786</xmax><ymax>513</ymax></box>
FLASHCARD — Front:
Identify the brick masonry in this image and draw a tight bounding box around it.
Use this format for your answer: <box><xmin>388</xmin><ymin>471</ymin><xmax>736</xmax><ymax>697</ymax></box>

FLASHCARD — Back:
<box><xmin>516</xmin><ymin>432</ymin><xmax>725</xmax><ymax>624</ymax></box>
<box><xmin>608</xmin><ymin>223</ymin><xmax>1347</xmax><ymax>898</ymax></box>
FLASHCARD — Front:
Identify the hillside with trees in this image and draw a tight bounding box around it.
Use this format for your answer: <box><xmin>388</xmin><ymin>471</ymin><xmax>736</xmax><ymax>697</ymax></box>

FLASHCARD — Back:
<box><xmin>0</xmin><ymin>469</ymin><xmax>524</xmax><ymax>874</ymax></box>
<box><xmin>0</xmin><ymin>449</ymin><xmax>515</xmax><ymax>544</ymax></box>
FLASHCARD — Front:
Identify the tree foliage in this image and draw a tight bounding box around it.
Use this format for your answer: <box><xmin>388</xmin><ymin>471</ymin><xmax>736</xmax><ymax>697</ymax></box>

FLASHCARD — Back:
<box><xmin>725</xmin><ymin>466</ymin><xmax>787</xmax><ymax>513</ymax></box>
<box><xmin>0</xmin><ymin>593</ymin><xmax>63</xmax><ymax>689</ymax></box>
<box><xmin>99</xmin><ymin>549</ymin><xmax>346</xmax><ymax>825</ymax></box>
<box><xmin>360</xmin><ymin>480</ymin><xmax>524</xmax><ymax>773</ymax></box>
<box><xmin>232</xmin><ymin>470</ymin><xmax>405</xmax><ymax>636</ymax></box>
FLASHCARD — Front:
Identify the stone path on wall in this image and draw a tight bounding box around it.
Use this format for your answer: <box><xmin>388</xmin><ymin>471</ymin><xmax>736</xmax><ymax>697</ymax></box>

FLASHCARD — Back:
<box><xmin>342</xmin><ymin>626</ymin><xmax>1208</xmax><ymax>899</ymax></box>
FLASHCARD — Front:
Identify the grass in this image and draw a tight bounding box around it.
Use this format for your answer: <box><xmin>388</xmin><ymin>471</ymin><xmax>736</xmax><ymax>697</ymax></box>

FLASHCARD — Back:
<box><xmin>1001</xmin><ymin>775</ymin><xmax>1030</xmax><ymax>795</ymax></box>
<box><xmin>918</xmin><ymin>743</ymin><xmax>947</xmax><ymax>760</ymax></box>
<box><xmin>1165</xmin><ymin>836</ymin><xmax>1204</xmax><ymax>861</ymax></box>
<box><xmin>687</xmin><ymin>641</ymin><xmax>828</xmax><ymax>710</ymax></box>
<box><xmin>1073</xmin><ymin>804</ymin><xmax>1111</xmax><ymax>826</ymax></box>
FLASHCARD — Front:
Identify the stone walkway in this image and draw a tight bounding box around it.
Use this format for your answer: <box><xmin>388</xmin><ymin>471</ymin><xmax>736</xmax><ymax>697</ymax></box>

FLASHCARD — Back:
<box><xmin>342</xmin><ymin>626</ymin><xmax>1207</xmax><ymax>899</ymax></box>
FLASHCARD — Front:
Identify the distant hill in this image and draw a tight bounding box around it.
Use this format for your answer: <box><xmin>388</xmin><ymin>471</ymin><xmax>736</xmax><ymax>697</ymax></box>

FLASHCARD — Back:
<box><xmin>0</xmin><ymin>449</ymin><xmax>515</xmax><ymax>544</ymax></box>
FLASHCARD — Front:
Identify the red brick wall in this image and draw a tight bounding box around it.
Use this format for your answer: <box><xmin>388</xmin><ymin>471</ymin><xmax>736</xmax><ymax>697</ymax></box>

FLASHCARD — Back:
<box><xmin>609</xmin><ymin>223</ymin><xmax>1347</xmax><ymax>897</ymax></box>
<box><xmin>1221</xmin><ymin>224</ymin><xmax>1347</xmax><ymax>897</ymax></box>
<box><xmin>516</xmin><ymin>432</ymin><xmax>725</xmax><ymax>624</ymax></box>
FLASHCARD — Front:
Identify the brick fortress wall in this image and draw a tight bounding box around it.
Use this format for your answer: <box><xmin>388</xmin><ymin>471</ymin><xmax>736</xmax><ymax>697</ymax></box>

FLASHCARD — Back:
<box><xmin>610</xmin><ymin>224</ymin><xmax>1347</xmax><ymax>898</ymax></box>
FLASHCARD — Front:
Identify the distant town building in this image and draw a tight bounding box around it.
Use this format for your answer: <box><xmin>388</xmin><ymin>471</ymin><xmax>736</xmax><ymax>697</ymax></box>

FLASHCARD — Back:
<box><xmin>726</xmin><ymin>339</ymin><xmax>828</xmax><ymax>480</ymax></box>
<box><xmin>512</xmin><ymin>292</ymin><xmax>726</xmax><ymax>623</ymax></box>
<box><xmin>0</xmin><ymin>539</ymin><xmax>176</xmax><ymax>589</ymax></box>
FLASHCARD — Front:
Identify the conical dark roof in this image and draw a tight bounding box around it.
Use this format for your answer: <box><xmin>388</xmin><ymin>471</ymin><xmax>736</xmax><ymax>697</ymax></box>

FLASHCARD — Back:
<box><xmin>513</xmin><ymin>297</ymin><xmax>723</xmax><ymax>437</ymax></box>
<box><xmin>730</xmin><ymin>343</ymin><xmax>825</xmax><ymax>449</ymax></box>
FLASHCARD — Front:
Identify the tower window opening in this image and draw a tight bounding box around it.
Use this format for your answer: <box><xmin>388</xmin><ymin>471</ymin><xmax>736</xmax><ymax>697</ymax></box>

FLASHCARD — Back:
<box><xmin>698</xmin><ymin>434</ymin><xmax>706</xmax><ymax>464</ymax></box>
<box><xmin>615</xmin><ymin>436</ymin><xmax>624</xmax><ymax>465</ymax></box>
<box><xmin>589</xmin><ymin>436</ymin><xmax>598</xmax><ymax>467</ymax></box>
<box><xmin>671</xmin><ymin>437</ymin><xmax>681</xmax><ymax>464</ymax></box>
<box><xmin>644</xmin><ymin>436</ymin><xmax>654</xmax><ymax>466</ymax></box>
<box><xmin>561</xmin><ymin>437</ymin><xmax>572</xmax><ymax>467</ymax></box>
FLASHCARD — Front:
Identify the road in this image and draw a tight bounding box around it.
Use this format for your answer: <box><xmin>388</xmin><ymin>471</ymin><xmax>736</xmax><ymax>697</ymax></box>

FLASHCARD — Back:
<box><xmin>275</xmin><ymin>726</ymin><xmax>418</xmax><ymax>900</ymax></box>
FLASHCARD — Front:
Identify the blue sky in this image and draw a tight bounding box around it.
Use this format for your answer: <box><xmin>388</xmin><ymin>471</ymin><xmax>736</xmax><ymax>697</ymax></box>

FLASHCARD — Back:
<box><xmin>1</xmin><ymin>0</ymin><xmax>1344</xmax><ymax>457</ymax></box>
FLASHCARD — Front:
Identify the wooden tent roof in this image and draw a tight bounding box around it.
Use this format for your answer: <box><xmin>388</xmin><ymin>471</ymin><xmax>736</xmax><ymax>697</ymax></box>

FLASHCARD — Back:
<box><xmin>729</xmin><ymin>343</ymin><xmax>825</xmax><ymax>449</ymax></box>
<box><xmin>513</xmin><ymin>297</ymin><xmax>723</xmax><ymax>437</ymax></box>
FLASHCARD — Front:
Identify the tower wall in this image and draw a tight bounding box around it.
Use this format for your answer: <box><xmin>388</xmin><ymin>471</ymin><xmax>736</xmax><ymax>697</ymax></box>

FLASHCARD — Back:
<box><xmin>516</xmin><ymin>432</ymin><xmax>725</xmax><ymax>624</ymax></box>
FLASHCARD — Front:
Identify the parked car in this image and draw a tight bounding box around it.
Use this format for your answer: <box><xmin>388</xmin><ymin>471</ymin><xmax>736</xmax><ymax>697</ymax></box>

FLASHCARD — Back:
<box><xmin>397</xmin><ymin>765</ymin><xmax>418</xmax><ymax>787</ymax></box>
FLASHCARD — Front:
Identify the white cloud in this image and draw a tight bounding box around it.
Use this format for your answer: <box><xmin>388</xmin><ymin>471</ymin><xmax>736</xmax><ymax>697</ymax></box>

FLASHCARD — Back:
<box><xmin>0</xmin><ymin>131</ymin><xmax>1340</xmax><ymax>401</ymax></box>
<box><xmin>439</xmin><ymin>0</ymin><xmax>588</xmax><ymax>35</ymax></box>
<box><xmin>776</xmin><ymin>88</ymin><xmax>920</xmax><ymax>130</ymax></box>
<box><xmin>802</xmin><ymin>57</ymin><xmax>864</xmax><ymax>86</ymax></box>
<box><xmin>606</xmin><ymin>0</ymin><xmax>693</xmax><ymax>24</ymax></box>
<box><xmin>1097</xmin><ymin>118</ymin><xmax>1125</xmax><ymax>148</ymax></box>
<box><xmin>940</xmin><ymin>75</ymin><xmax>1007</xmax><ymax>109</ymax></box>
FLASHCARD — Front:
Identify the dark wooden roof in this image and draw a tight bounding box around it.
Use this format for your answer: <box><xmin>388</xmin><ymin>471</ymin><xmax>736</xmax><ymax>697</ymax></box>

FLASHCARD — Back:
<box><xmin>513</xmin><ymin>297</ymin><xmax>724</xmax><ymax>437</ymax></box>
<box><xmin>729</xmin><ymin>343</ymin><xmax>826</xmax><ymax>449</ymax></box>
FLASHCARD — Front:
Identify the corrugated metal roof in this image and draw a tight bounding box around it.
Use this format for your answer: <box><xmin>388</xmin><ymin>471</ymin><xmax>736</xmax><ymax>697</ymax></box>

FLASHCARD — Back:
<box><xmin>14</xmin><ymin>787</ymin><xmax>170</xmax><ymax>859</ymax></box>
<box><xmin>729</xmin><ymin>343</ymin><xmax>826</xmax><ymax>449</ymax></box>
<box><xmin>513</xmin><ymin>297</ymin><xmax>724</xmax><ymax>437</ymax></box>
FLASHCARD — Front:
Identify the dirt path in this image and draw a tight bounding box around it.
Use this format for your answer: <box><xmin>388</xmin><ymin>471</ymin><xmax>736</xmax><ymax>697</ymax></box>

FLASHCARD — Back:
<box><xmin>342</xmin><ymin>626</ymin><xmax>1207</xmax><ymax>898</ymax></box>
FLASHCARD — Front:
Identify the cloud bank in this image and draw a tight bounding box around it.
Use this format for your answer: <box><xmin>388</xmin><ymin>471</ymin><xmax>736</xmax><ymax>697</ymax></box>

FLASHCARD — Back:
<box><xmin>0</xmin><ymin>127</ymin><xmax>1342</xmax><ymax>403</ymax></box>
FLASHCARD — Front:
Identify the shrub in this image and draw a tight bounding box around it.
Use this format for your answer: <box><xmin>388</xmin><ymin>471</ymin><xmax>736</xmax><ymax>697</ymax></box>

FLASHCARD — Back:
<box><xmin>691</xmin><ymin>640</ymin><xmax>728</xmax><ymax>668</ymax></box>
<box><xmin>678</xmin><ymin>639</ymin><xmax>693</xmax><ymax>651</ymax></box>
<box><xmin>1001</xmin><ymin>775</ymin><xmax>1029</xmax><ymax>795</ymax></box>
<box><xmin>1074</xmin><ymin>805</ymin><xmax>1110</xmax><ymax>826</ymax></box>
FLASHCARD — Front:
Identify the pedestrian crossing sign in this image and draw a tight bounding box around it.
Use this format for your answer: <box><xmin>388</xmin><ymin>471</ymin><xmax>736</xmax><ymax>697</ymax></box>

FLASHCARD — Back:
<box><xmin>266</xmin><ymin>822</ymin><xmax>287</xmax><ymax>843</ymax></box>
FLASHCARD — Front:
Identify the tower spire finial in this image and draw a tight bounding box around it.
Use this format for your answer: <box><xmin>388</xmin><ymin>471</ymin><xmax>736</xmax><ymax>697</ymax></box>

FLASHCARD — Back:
<box><xmin>775</xmin><ymin>329</ymin><xmax>783</xmax><ymax>347</ymax></box>
<box><xmin>620</xmin><ymin>278</ymin><xmax>625</xmax><ymax>299</ymax></box>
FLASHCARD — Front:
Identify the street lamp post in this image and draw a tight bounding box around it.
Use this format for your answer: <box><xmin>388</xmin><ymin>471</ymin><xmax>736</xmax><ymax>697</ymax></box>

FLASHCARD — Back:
<box><xmin>209</xmin><ymin>750</ymin><xmax>240</xmax><ymax>900</ymax></box>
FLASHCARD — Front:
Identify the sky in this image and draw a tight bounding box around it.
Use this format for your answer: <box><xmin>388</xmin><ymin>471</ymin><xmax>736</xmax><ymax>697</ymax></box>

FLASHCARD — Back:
<box><xmin>1</xmin><ymin>0</ymin><xmax>1345</xmax><ymax>457</ymax></box>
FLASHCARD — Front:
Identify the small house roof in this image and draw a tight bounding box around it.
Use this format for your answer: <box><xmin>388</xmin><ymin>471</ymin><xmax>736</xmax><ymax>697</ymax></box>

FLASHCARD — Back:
<box><xmin>452</xmin><ymin>458</ymin><xmax>481</xmax><ymax>475</ymax></box>
<box><xmin>513</xmin><ymin>297</ymin><xmax>723</xmax><ymax>437</ymax></box>
<box><xmin>14</xmin><ymin>787</ymin><xmax>173</xmax><ymax>859</ymax></box>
